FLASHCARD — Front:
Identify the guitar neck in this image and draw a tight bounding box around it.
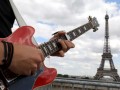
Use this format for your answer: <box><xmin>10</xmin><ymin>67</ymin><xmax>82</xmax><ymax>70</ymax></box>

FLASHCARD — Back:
<box><xmin>38</xmin><ymin>22</ymin><xmax>93</xmax><ymax>57</ymax></box>
<box><xmin>67</xmin><ymin>22</ymin><xmax>92</xmax><ymax>41</ymax></box>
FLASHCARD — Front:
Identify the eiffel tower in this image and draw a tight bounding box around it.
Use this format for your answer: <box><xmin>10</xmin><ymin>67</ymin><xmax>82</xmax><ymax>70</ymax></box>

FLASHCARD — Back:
<box><xmin>94</xmin><ymin>13</ymin><xmax>120</xmax><ymax>81</ymax></box>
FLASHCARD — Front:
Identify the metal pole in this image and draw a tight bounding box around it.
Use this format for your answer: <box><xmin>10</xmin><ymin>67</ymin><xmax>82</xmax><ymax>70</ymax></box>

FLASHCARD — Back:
<box><xmin>61</xmin><ymin>83</ymin><xmax>63</xmax><ymax>90</ymax></box>
<box><xmin>9</xmin><ymin>0</ymin><xmax>38</xmax><ymax>45</ymax></box>
<box><xmin>82</xmin><ymin>84</ymin><xmax>85</xmax><ymax>90</ymax></box>
<box><xmin>72</xmin><ymin>83</ymin><xmax>74</xmax><ymax>90</ymax></box>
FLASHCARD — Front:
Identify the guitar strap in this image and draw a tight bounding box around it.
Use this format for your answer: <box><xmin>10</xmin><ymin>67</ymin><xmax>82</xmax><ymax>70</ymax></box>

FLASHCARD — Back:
<box><xmin>9</xmin><ymin>0</ymin><xmax>38</xmax><ymax>46</ymax></box>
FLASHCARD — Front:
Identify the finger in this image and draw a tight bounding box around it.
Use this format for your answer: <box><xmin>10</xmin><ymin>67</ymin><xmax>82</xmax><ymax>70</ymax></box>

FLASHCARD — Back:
<box><xmin>54</xmin><ymin>31</ymin><xmax>66</xmax><ymax>37</ymax></box>
<box><xmin>31</xmin><ymin>65</ymin><xmax>37</xmax><ymax>75</ymax></box>
<box><xmin>50</xmin><ymin>31</ymin><xmax>66</xmax><ymax>41</ymax></box>
<box><xmin>24</xmin><ymin>70</ymin><xmax>31</xmax><ymax>76</ymax></box>
<box><xmin>51</xmin><ymin>50</ymin><xmax>64</xmax><ymax>57</ymax></box>
<box><xmin>64</xmin><ymin>40</ymin><xmax>75</xmax><ymax>49</ymax></box>
<box><xmin>30</xmin><ymin>48</ymin><xmax>45</xmax><ymax>63</ymax></box>
<box><xmin>37</xmin><ymin>62</ymin><xmax>42</xmax><ymax>70</ymax></box>
<box><xmin>38</xmin><ymin>49</ymin><xmax>45</xmax><ymax>62</ymax></box>
<box><xmin>31</xmin><ymin>70</ymin><xmax>36</xmax><ymax>75</ymax></box>
<box><xmin>57</xmin><ymin>50</ymin><xmax>65</xmax><ymax>57</ymax></box>
<box><xmin>58</xmin><ymin>39</ymin><xmax>67</xmax><ymax>52</ymax></box>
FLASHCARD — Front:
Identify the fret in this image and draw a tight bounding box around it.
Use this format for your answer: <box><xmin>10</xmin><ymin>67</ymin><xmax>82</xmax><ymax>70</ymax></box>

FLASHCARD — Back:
<box><xmin>78</xmin><ymin>29</ymin><xmax>81</xmax><ymax>33</ymax></box>
<box><xmin>48</xmin><ymin>40</ymin><xmax>57</xmax><ymax>54</ymax></box>
<box><xmin>73</xmin><ymin>32</ymin><xmax>76</xmax><ymax>37</ymax></box>
<box><xmin>70</xmin><ymin>33</ymin><xmax>73</xmax><ymax>40</ymax></box>
<box><xmin>39</xmin><ymin>44</ymin><xmax>47</xmax><ymax>57</ymax></box>
<box><xmin>51</xmin><ymin>40</ymin><xmax>59</xmax><ymax>53</ymax></box>
<box><xmin>75</xmin><ymin>29</ymin><xmax>79</xmax><ymax>36</ymax></box>
<box><xmin>48</xmin><ymin>44</ymin><xmax>52</xmax><ymax>51</ymax></box>
<box><xmin>76</xmin><ymin>28</ymin><xmax>82</xmax><ymax>36</ymax></box>
<box><xmin>44</xmin><ymin>42</ymin><xmax>52</xmax><ymax>55</ymax></box>
<box><xmin>68</xmin><ymin>32</ymin><xmax>73</xmax><ymax>41</ymax></box>
<box><xmin>48</xmin><ymin>41</ymin><xmax>54</xmax><ymax>51</ymax></box>
<box><xmin>54</xmin><ymin>39</ymin><xmax>59</xmax><ymax>50</ymax></box>
<box><xmin>64</xmin><ymin>34</ymin><xmax>70</xmax><ymax>40</ymax></box>
<box><xmin>82</xmin><ymin>24</ymin><xmax>89</xmax><ymax>31</ymax></box>
<box><xmin>80</xmin><ymin>26</ymin><xmax>85</xmax><ymax>33</ymax></box>
<box><xmin>83</xmin><ymin>26</ymin><xmax>87</xmax><ymax>30</ymax></box>
<box><xmin>43</xmin><ymin>43</ymin><xmax>50</xmax><ymax>56</ymax></box>
<box><xmin>76</xmin><ymin>30</ymin><xmax>80</xmax><ymax>37</ymax></box>
<box><xmin>52</xmin><ymin>41</ymin><xmax>57</xmax><ymax>48</ymax></box>
<box><xmin>86</xmin><ymin>23</ymin><xmax>92</xmax><ymax>30</ymax></box>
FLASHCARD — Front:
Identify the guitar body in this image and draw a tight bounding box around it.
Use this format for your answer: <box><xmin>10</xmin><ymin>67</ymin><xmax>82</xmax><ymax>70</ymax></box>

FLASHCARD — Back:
<box><xmin>8</xmin><ymin>67</ymin><xmax>57</xmax><ymax>90</ymax></box>
<box><xmin>0</xmin><ymin>26</ymin><xmax>57</xmax><ymax>90</ymax></box>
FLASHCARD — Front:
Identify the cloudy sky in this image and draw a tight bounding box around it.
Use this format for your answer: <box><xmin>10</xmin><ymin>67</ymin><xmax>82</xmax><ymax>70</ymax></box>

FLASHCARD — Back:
<box><xmin>12</xmin><ymin>0</ymin><xmax>120</xmax><ymax>77</ymax></box>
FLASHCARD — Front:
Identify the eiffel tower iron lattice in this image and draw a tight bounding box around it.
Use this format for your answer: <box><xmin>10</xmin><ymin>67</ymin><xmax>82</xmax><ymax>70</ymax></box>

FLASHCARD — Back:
<box><xmin>94</xmin><ymin>14</ymin><xmax>120</xmax><ymax>81</ymax></box>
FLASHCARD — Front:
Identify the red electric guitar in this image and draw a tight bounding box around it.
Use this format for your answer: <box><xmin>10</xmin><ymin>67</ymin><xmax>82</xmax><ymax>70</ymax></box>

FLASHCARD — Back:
<box><xmin>0</xmin><ymin>16</ymin><xmax>99</xmax><ymax>90</ymax></box>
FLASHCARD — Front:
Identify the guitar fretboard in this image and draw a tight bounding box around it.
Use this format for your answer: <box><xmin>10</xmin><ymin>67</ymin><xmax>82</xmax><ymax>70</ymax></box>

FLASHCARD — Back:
<box><xmin>67</xmin><ymin>22</ymin><xmax>92</xmax><ymax>41</ymax></box>
<box><xmin>39</xmin><ymin>22</ymin><xmax>93</xmax><ymax>57</ymax></box>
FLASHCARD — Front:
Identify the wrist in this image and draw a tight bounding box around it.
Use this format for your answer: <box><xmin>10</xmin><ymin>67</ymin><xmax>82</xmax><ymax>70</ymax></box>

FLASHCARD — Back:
<box><xmin>0</xmin><ymin>41</ymin><xmax>14</xmax><ymax>70</ymax></box>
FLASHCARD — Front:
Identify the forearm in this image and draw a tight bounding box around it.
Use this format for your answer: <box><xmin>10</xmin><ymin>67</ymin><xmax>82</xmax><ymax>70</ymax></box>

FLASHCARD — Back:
<box><xmin>0</xmin><ymin>42</ymin><xmax>4</xmax><ymax>65</ymax></box>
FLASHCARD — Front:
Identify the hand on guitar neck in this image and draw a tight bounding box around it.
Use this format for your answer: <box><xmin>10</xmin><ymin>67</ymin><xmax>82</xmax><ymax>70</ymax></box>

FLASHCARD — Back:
<box><xmin>50</xmin><ymin>31</ymin><xmax>75</xmax><ymax>57</ymax></box>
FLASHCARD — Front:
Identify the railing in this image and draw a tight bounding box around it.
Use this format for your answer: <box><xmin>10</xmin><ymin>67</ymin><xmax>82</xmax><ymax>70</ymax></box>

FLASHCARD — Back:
<box><xmin>39</xmin><ymin>77</ymin><xmax>120</xmax><ymax>90</ymax></box>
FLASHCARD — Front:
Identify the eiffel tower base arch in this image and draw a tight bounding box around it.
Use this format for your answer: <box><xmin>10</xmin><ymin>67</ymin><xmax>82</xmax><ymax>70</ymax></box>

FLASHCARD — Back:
<box><xmin>94</xmin><ymin>69</ymin><xmax>120</xmax><ymax>81</ymax></box>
